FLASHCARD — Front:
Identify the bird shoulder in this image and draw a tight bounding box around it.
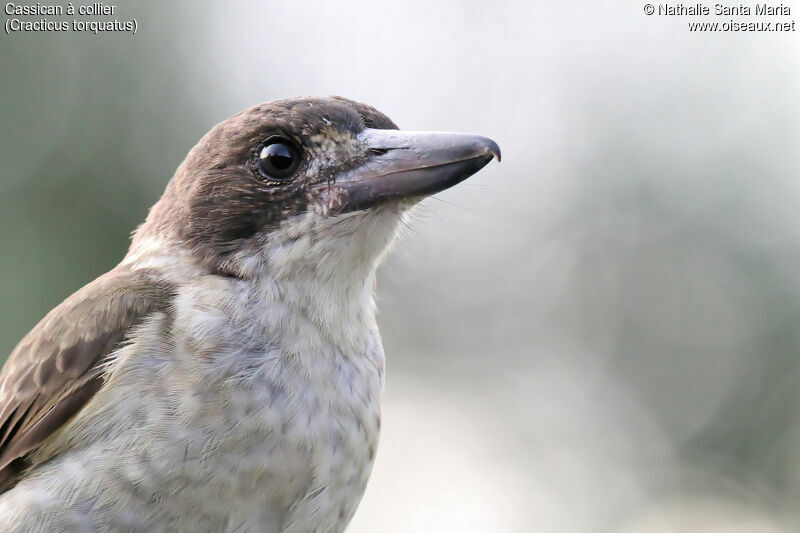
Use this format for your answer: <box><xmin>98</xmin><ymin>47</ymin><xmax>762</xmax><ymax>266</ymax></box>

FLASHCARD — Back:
<box><xmin>0</xmin><ymin>267</ymin><xmax>174</xmax><ymax>493</ymax></box>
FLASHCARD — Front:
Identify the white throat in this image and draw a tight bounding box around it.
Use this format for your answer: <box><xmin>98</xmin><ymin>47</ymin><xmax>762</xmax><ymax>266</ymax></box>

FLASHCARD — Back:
<box><xmin>231</xmin><ymin>207</ymin><xmax>405</xmax><ymax>354</ymax></box>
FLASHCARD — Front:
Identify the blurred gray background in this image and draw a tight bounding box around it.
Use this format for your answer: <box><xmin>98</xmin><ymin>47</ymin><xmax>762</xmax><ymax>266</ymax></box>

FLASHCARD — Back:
<box><xmin>2</xmin><ymin>1</ymin><xmax>799</xmax><ymax>531</ymax></box>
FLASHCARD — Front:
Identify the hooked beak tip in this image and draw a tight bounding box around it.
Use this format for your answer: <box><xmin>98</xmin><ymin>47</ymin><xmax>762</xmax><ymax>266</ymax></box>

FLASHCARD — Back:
<box><xmin>319</xmin><ymin>129</ymin><xmax>501</xmax><ymax>213</ymax></box>
<box><xmin>485</xmin><ymin>139</ymin><xmax>501</xmax><ymax>163</ymax></box>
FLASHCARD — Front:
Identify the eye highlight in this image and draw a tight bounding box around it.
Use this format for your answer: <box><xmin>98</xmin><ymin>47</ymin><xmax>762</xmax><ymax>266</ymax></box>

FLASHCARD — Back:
<box><xmin>256</xmin><ymin>137</ymin><xmax>301</xmax><ymax>181</ymax></box>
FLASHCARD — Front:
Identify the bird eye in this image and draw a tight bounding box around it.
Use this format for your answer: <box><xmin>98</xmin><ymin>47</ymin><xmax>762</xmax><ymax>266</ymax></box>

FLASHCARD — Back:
<box><xmin>256</xmin><ymin>138</ymin><xmax>301</xmax><ymax>181</ymax></box>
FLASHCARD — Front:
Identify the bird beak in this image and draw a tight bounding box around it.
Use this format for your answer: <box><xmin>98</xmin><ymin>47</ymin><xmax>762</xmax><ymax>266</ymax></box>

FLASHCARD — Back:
<box><xmin>317</xmin><ymin>128</ymin><xmax>501</xmax><ymax>213</ymax></box>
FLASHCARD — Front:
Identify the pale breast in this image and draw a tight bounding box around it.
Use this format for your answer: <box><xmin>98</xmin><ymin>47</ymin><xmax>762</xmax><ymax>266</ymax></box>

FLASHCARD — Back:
<box><xmin>0</xmin><ymin>273</ymin><xmax>385</xmax><ymax>532</ymax></box>
<box><xmin>166</xmin><ymin>273</ymin><xmax>386</xmax><ymax>530</ymax></box>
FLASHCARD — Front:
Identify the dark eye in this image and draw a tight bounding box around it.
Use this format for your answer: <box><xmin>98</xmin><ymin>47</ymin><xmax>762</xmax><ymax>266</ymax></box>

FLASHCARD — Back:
<box><xmin>256</xmin><ymin>137</ymin><xmax>301</xmax><ymax>180</ymax></box>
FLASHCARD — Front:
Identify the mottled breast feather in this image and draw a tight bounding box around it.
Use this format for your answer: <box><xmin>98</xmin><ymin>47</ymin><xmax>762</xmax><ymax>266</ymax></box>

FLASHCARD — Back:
<box><xmin>0</xmin><ymin>268</ymin><xmax>174</xmax><ymax>493</ymax></box>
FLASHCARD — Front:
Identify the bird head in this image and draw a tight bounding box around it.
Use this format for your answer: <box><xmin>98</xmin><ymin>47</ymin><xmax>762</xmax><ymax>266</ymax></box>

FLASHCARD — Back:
<box><xmin>133</xmin><ymin>96</ymin><xmax>500</xmax><ymax>280</ymax></box>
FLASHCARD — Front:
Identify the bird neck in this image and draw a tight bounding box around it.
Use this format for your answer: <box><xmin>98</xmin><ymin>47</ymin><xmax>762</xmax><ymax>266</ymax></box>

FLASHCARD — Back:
<box><xmin>253</xmin><ymin>209</ymin><xmax>403</xmax><ymax>343</ymax></box>
<box><xmin>124</xmin><ymin>207</ymin><xmax>403</xmax><ymax>352</ymax></box>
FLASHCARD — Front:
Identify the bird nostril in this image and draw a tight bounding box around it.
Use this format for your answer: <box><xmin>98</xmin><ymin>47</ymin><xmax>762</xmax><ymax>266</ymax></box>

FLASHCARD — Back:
<box><xmin>368</xmin><ymin>148</ymin><xmax>390</xmax><ymax>156</ymax></box>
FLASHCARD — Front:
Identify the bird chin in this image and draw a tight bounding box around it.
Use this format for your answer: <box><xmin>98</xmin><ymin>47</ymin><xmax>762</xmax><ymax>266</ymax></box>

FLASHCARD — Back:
<box><xmin>310</xmin><ymin>186</ymin><xmax>414</xmax><ymax>218</ymax></box>
<box><xmin>250</xmin><ymin>203</ymin><xmax>403</xmax><ymax>275</ymax></box>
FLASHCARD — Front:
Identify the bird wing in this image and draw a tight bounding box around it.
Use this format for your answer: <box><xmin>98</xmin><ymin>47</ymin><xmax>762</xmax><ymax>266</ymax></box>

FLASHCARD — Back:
<box><xmin>0</xmin><ymin>267</ymin><xmax>174</xmax><ymax>492</ymax></box>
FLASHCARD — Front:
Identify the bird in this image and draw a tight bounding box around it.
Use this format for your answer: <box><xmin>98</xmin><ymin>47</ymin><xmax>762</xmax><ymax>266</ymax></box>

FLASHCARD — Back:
<box><xmin>0</xmin><ymin>96</ymin><xmax>500</xmax><ymax>532</ymax></box>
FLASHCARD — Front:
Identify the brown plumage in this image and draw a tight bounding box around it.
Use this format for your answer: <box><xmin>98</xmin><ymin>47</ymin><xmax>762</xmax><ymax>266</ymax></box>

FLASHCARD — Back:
<box><xmin>0</xmin><ymin>97</ymin><xmax>399</xmax><ymax>494</ymax></box>
<box><xmin>0</xmin><ymin>96</ymin><xmax>499</xmax><ymax>531</ymax></box>
<box><xmin>0</xmin><ymin>269</ymin><xmax>174</xmax><ymax>492</ymax></box>
<box><xmin>0</xmin><ymin>97</ymin><xmax>399</xmax><ymax>495</ymax></box>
